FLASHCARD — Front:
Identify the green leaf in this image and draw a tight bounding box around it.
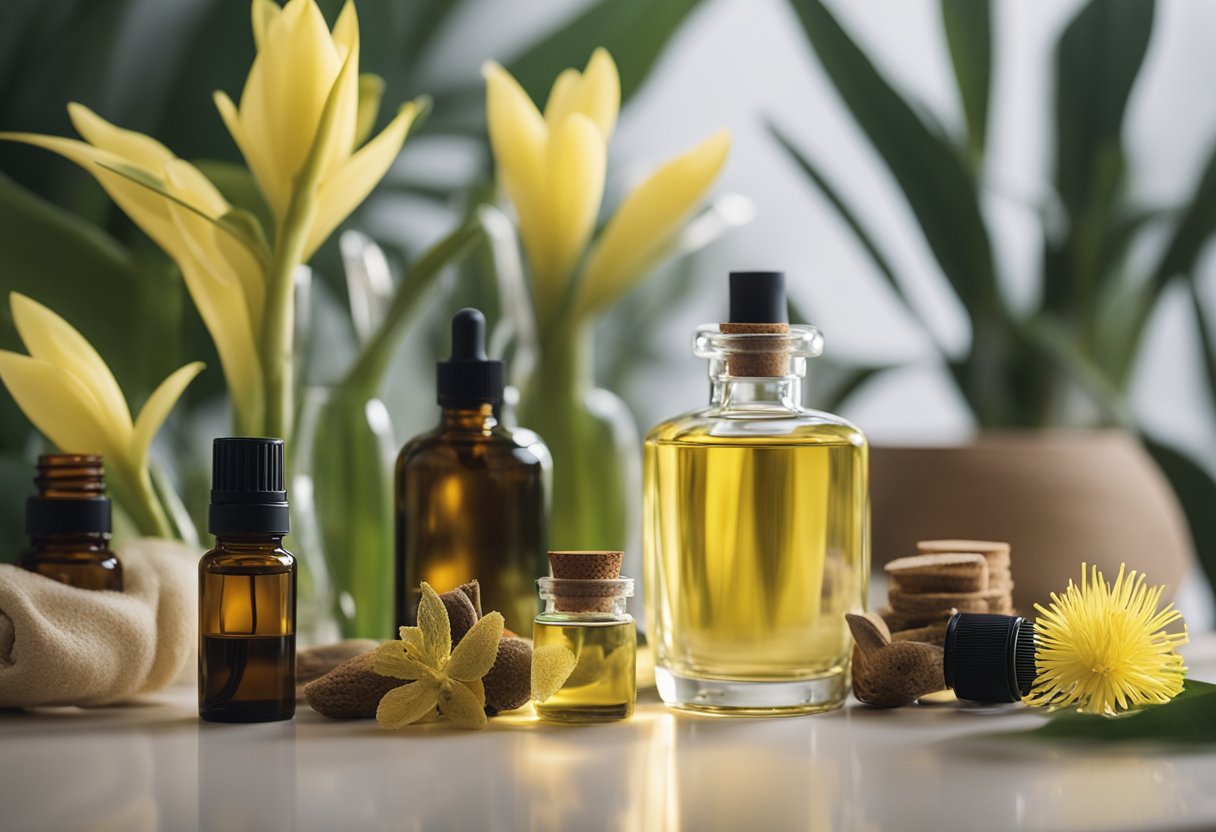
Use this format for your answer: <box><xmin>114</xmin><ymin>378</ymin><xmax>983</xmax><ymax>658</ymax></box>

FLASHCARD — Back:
<box><xmin>786</xmin><ymin>1</ymin><xmax>1000</xmax><ymax>324</ymax></box>
<box><xmin>1020</xmin><ymin>680</ymin><xmax>1216</xmax><ymax>743</ymax></box>
<box><xmin>192</xmin><ymin>160</ymin><xmax>274</xmax><ymax>243</ymax></box>
<box><xmin>1046</xmin><ymin>0</ymin><xmax>1154</xmax><ymax>318</ymax></box>
<box><xmin>506</xmin><ymin>0</ymin><xmax>708</xmax><ymax>105</ymax></box>
<box><xmin>1144</xmin><ymin>437</ymin><xmax>1216</xmax><ymax>594</ymax></box>
<box><xmin>941</xmin><ymin>0</ymin><xmax>992</xmax><ymax>163</ymax></box>
<box><xmin>1054</xmin><ymin>0</ymin><xmax>1154</xmax><ymax>219</ymax></box>
<box><xmin>1015</xmin><ymin>313</ymin><xmax>1129</xmax><ymax>426</ymax></box>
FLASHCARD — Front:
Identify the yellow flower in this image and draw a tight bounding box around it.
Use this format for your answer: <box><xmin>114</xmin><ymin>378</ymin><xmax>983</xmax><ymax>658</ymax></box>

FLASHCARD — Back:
<box><xmin>0</xmin><ymin>294</ymin><xmax>203</xmax><ymax>537</ymax></box>
<box><xmin>484</xmin><ymin>49</ymin><xmax>730</xmax><ymax>327</ymax></box>
<box><xmin>214</xmin><ymin>0</ymin><xmax>423</xmax><ymax>258</ymax></box>
<box><xmin>0</xmin><ymin>105</ymin><xmax>265</xmax><ymax>435</ymax></box>
<box><xmin>372</xmin><ymin>583</ymin><xmax>504</xmax><ymax>730</ymax></box>
<box><xmin>1026</xmin><ymin>563</ymin><xmax>1189</xmax><ymax>715</ymax></box>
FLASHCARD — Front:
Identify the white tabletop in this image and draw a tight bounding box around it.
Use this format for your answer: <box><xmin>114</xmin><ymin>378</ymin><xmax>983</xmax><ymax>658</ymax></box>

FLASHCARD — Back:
<box><xmin>3</xmin><ymin>637</ymin><xmax>1215</xmax><ymax>832</ymax></box>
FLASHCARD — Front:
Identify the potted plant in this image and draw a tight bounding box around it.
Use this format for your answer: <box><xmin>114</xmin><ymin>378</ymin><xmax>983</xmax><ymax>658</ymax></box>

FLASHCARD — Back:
<box><xmin>776</xmin><ymin>0</ymin><xmax>1216</xmax><ymax>607</ymax></box>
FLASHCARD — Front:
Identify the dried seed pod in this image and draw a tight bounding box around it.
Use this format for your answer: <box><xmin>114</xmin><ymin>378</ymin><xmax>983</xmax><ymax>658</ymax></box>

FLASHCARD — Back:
<box><xmin>484</xmin><ymin>637</ymin><xmax>533</xmax><ymax>714</ymax></box>
<box><xmin>305</xmin><ymin>653</ymin><xmax>403</xmax><ymax>719</ymax></box>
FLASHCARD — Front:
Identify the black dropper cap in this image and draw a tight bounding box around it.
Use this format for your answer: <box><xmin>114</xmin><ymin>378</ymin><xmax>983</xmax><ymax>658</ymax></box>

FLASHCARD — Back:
<box><xmin>437</xmin><ymin>308</ymin><xmax>504</xmax><ymax>408</ymax></box>
<box><xmin>26</xmin><ymin>498</ymin><xmax>110</xmax><ymax>536</ymax></box>
<box><xmin>943</xmin><ymin>612</ymin><xmax>1038</xmax><ymax>703</ymax></box>
<box><xmin>208</xmin><ymin>437</ymin><xmax>290</xmax><ymax>536</ymax></box>
<box><xmin>729</xmin><ymin>271</ymin><xmax>788</xmax><ymax>324</ymax></box>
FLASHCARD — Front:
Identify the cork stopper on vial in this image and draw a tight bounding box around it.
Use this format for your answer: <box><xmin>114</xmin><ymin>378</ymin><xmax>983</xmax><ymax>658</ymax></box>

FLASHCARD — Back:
<box><xmin>547</xmin><ymin>550</ymin><xmax>624</xmax><ymax>613</ymax></box>
<box><xmin>720</xmin><ymin>271</ymin><xmax>792</xmax><ymax>377</ymax></box>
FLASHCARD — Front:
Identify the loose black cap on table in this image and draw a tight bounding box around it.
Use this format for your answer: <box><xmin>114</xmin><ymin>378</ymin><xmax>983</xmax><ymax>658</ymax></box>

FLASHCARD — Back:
<box><xmin>729</xmin><ymin>271</ymin><xmax>788</xmax><ymax>324</ymax></box>
<box><xmin>944</xmin><ymin>612</ymin><xmax>1038</xmax><ymax>703</ymax></box>
<box><xmin>437</xmin><ymin>308</ymin><xmax>504</xmax><ymax>408</ymax></box>
<box><xmin>209</xmin><ymin>437</ymin><xmax>290</xmax><ymax>536</ymax></box>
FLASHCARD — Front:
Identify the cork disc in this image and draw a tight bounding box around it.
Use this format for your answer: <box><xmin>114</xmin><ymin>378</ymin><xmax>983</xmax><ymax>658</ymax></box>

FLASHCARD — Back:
<box><xmin>884</xmin><ymin>553</ymin><xmax>988</xmax><ymax>593</ymax></box>
<box><xmin>548</xmin><ymin>550</ymin><xmax>623</xmax><ymax>580</ymax></box>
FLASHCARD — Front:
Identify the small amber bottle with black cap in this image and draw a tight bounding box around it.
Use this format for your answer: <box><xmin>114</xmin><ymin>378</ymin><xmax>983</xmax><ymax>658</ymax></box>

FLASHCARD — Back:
<box><xmin>395</xmin><ymin>308</ymin><xmax>548</xmax><ymax>635</ymax></box>
<box><xmin>199</xmin><ymin>437</ymin><xmax>296</xmax><ymax>723</ymax></box>
<box><xmin>19</xmin><ymin>454</ymin><xmax>122</xmax><ymax>591</ymax></box>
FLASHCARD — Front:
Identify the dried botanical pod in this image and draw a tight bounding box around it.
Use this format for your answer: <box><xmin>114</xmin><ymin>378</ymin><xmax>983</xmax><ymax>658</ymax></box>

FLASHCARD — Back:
<box><xmin>440</xmin><ymin>587</ymin><xmax>479</xmax><ymax>644</ymax></box>
<box><xmin>484</xmin><ymin>637</ymin><xmax>533</xmax><ymax>714</ymax></box>
<box><xmin>305</xmin><ymin>653</ymin><xmax>403</xmax><ymax>719</ymax></box>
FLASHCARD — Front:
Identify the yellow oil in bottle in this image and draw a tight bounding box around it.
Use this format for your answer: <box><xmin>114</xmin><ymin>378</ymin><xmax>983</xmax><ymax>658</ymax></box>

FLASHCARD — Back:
<box><xmin>532</xmin><ymin>618</ymin><xmax>637</xmax><ymax>722</ymax></box>
<box><xmin>645</xmin><ymin>418</ymin><xmax>868</xmax><ymax>713</ymax></box>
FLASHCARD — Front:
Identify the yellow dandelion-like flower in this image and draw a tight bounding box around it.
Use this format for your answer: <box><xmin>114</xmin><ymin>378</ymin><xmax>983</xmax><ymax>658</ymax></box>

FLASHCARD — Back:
<box><xmin>1025</xmin><ymin>563</ymin><xmax>1188</xmax><ymax>715</ymax></box>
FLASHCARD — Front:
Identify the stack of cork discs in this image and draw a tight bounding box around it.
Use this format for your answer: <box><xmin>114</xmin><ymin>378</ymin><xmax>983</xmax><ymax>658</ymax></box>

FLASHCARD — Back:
<box><xmin>878</xmin><ymin>539</ymin><xmax>1013</xmax><ymax>646</ymax></box>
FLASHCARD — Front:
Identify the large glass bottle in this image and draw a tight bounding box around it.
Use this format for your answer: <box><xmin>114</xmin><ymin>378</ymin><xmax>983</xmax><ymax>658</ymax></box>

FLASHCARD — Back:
<box><xmin>644</xmin><ymin>271</ymin><xmax>869</xmax><ymax>714</ymax></box>
<box><xmin>395</xmin><ymin>308</ymin><xmax>549</xmax><ymax>635</ymax></box>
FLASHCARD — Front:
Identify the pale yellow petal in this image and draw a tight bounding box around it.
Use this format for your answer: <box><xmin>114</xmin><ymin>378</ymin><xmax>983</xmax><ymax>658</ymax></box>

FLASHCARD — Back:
<box><xmin>354</xmin><ymin>73</ymin><xmax>385</xmax><ymax>147</ymax></box>
<box><xmin>0</xmin><ymin>133</ymin><xmax>188</xmax><ymax>263</ymax></box>
<box><xmin>376</xmin><ymin>680</ymin><xmax>438</xmax><ymax>729</ymax></box>
<box><xmin>315</xmin><ymin>38</ymin><xmax>360</xmax><ymax>188</ymax></box>
<box><xmin>66</xmin><ymin>103</ymin><xmax>174</xmax><ymax>171</ymax></box>
<box><xmin>446</xmin><ymin>611</ymin><xmax>503</xmax><ymax>682</ymax></box>
<box><xmin>0</xmin><ymin>352</ymin><xmax>120</xmax><ymax>459</ymax></box>
<box><xmin>578</xmin><ymin>129</ymin><xmax>730</xmax><ymax>316</ymax></box>
<box><xmin>174</xmin><ymin>252</ymin><xmax>265</xmax><ymax>434</ymax></box>
<box><xmin>530</xmin><ymin>113</ymin><xmax>604</xmax><ymax>315</ymax></box>
<box><xmin>10</xmin><ymin>293</ymin><xmax>132</xmax><ymax>434</ymax></box>
<box><xmin>214</xmin><ymin>91</ymin><xmax>278</xmax><ymax>217</ymax></box>
<box><xmin>436</xmin><ymin>678</ymin><xmax>487</xmax><ymax>730</ymax></box>
<box><xmin>417</xmin><ymin>582</ymin><xmax>451</xmax><ymax>666</ymax></box>
<box><xmin>531</xmin><ymin>643</ymin><xmax>577</xmax><ymax>704</ymax></box>
<box><xmin>251</xmin><ymin>0</ymin><xmax>280</xmax><ymax>51</ymax></box>
<box><xmin>163</xmin><ymin>159</ymin><xmax>264</xmax><ymax>327</ymax></box>
<box><xmin>302</xmin><ymin>100</ymin><xmax>417</xmax><ymax>258</ymax></box>
<box><xmin>240</xmin><ymin>0</ymin><xmax>342</xmax><ymax>218</ymax></box>
<box><xmin>542</xmin><ymin>68</ymin><xmax>581</xmax><ymax>128</ymax></box>
<box><xmin>331</xmin><ymin>0</ymin><xmax>357</xmax><ymax>53</ymax></box>
<box><xmin>130</xmin><ymin>362</ymin><xmax>204</xmax><ymax>471</ymax></box>
<box><xmin>483</xmin><ymin>61</ymin><xmax>547</xmax><ymax>239</ymax></box>
<box><xmin>372</xmin><ymin>640</ymin><xmax>430</xmax><ymax>681</ymax></box>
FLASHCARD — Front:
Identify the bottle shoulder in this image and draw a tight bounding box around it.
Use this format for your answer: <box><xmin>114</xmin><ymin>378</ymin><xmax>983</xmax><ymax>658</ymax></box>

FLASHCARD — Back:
<box><xmin>646</xmin><ymin>405</ymin><xmax>867</xmax><ymax>448</ymax></box>
<box><xmin>397</xmin><ymin>424</ymin><xmax>549</xmax><ymax>469</ymax></box>
<box><xmin>201</xmin><ymin>543</ymin><xmax>295</xmax><ymax>573</ymax></box>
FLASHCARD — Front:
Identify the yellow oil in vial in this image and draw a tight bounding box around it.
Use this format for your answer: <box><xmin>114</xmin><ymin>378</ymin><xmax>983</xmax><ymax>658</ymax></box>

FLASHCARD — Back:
<box><xmin>532</xmin><ymin>618</ymin><xmax>637</xmax><ymax>722</ymax></box>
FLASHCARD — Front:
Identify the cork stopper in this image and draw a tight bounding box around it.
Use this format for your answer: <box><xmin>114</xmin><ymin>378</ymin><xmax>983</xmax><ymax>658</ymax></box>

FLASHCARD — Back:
<box><xmin>719</xmin><ymin>321</ymin><xmax>793</xmax><ymax>377</ymax></box>
<box><xmin>546</xmin><ymin>550</ymin><xmax>626</xmax><ymax>613</ymax></box>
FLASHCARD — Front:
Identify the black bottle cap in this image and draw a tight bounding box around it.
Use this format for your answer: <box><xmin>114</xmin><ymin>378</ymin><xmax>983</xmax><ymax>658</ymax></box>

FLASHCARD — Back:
<box><xmin>943</xmin><ymin>612</ymin><xmax>1038</xmax><ymax>703</ymax></box>
<box><xmin>25</xmin><ymin>498</ymin><xmax>111</xmax><ymax>536</ymax></box>
<box><xmin>208</xmin><ymin>437</ymin><xmax>290</xmax><ymax>536</ymax></box>
<box><xmin>437</xmin><ymin>308</ymin><xmax>504</xmax><ymax>408</ymax></box>
<box><xmin>729</xmin><ymin>271</ymin><xmax>788</xmax><ymax>324</ymax></box>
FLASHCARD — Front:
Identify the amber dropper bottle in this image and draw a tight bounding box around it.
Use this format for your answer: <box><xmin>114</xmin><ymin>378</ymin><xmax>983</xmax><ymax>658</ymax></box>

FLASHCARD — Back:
<box><xmin>396</xmin><ymin>308</ymin><xmax>549</xmax><ymax>635</ymax></box>
<box><xmin>18</xmin><ymin>454</ymin><xmax>122</xmax><ymax>591</ymax></box>
<box><xmin>199</xmin><ymin>437</ymin><xmax>296</xmax><ymax>723</ymax></box>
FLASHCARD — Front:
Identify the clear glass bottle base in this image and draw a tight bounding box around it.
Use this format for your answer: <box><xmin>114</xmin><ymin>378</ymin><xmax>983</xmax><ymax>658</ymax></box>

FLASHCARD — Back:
<box><xmin>654</xmin><ymin>667</ymin><xmax>847</xmax><ymax>716</ymax></box>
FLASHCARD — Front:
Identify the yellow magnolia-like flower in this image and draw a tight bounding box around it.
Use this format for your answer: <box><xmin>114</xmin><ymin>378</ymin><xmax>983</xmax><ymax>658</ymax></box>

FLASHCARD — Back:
<box><xmin>214</xmin><ymin>0</ymin><xmax>422</xmax><ymax>259</ymax></box>
<box><xmin>0</xmin><ymin>294</ymin><xmax>203</xmax><ymax>537</ymax></box>
<box><xmin>372</xmin><ymin>583</ymin><xmax>505</xmax><ymax>730</ymax></box>
<box><xmin>0</xmin><ymin>105</ymin><xmax>266</xmax><ymax>435</ymax></box>
<box><xmin>484</xmin><ymin>49</ymin><xmax>730</xmax><ymax>327</ymax></box>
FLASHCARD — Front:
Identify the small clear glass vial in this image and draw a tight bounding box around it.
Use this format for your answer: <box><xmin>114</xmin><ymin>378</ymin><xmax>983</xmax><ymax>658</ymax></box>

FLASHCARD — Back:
<box><xmin>532</xmin><ymin>576</ymin><xmax>637</xmax><ymax>723</ymax></box>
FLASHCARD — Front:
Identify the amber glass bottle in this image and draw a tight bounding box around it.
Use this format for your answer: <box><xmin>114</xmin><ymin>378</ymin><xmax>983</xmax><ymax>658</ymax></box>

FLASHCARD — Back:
<box><xmin>396</xmin><ymin>308</ymin><xmax>548</xmax><ymax>635</ymax></box>
<box><xmin>18</xmin><ymin>454</ymin><xmax>122</xmax><ymax>591</ymax></box>
<box><xmin>199</xmin><ymin>437</ymin><xmax>296</xmax><ymax>723</ymax></box>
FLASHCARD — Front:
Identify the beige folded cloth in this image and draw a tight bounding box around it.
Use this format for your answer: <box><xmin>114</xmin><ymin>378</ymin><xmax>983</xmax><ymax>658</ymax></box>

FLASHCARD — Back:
<box><xmin>0</xmin><ymin>538</ymin><xmax>195</xmax><ymax>708</ymax></box>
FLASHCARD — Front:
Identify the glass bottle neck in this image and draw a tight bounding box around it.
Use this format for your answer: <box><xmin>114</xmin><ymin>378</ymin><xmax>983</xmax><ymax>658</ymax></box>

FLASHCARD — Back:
<box><xmin>214</xmin><ymin>535</ymin><xmax>285</xmax><ymax>552</ymax></box>
<box><xmin>710</xmin><ymin>375</ymin><xmax>802</xmax><ymax>411</ymax></box>
<box><xmin>440</xmin><ymin>404</ymin><xmax>498</xmax><ymax>433</ymax></box>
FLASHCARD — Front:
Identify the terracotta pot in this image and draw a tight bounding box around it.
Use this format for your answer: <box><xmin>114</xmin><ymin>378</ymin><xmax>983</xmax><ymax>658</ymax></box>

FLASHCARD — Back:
<box><xmin>870</xmin><ymin>431</ymin><xmax>1193</xmax><ymax>611</ymax></box>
